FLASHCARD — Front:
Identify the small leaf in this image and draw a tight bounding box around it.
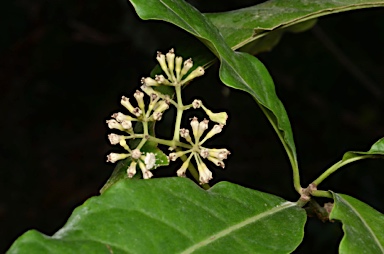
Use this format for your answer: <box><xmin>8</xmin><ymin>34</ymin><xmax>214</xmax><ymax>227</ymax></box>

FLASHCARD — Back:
<box><xmin>343</xmin><ymin>137</ymin><xmax>384</xmax><ymax>160</ymax></box>
<box><xmin>330</xmin><ymin>193</ymin><xmax>384</xmax><ymax>253</ymax></box>
<box><xmin>9</xmin><ymin>178</ymin><xmax>306</xmax><ymax>254</ymax></box>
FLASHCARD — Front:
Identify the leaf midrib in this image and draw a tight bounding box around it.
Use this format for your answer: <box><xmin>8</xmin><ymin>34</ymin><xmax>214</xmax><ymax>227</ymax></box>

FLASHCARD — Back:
<box><xmin>181</xmin><ymin>201</ymin><xmax>297</xmax><ymax>254</ymax></box>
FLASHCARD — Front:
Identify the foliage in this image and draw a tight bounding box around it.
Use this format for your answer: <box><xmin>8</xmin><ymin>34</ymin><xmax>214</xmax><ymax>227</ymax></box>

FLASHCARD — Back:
<box><xmin>7</xmin><ymin>0</ymin><xmax>384</xmax><ymax>253</ymax></box>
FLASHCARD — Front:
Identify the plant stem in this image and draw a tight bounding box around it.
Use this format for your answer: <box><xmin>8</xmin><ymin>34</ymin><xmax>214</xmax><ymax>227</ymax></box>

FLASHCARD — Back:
<box><xmin>311</xmin><ymin>190</ymin><xmax>333</xmax><ymax>198</ymax></box>
<box><xmin>259</xmin><ymin>105</ymin><xmax>301</xmax><ymax>194</ymax></box>
<box><xmin>147</xmin><ymin>135</ymin><xmax>192</xmax><ymax>149</ymax></box>
<box><xmin>136</xmin><ymin>121</ymin><xmax>149</xmax><ymax>150</ymax></box>
<box><xmin>173</xmin><ymin>85</ymin><xmax>183</xmax><ymax>142</ymax></box>
<box><xmin>312</xmin><ymin>155</ymin><xmax>372</xmax><ymax>186</ymax></box>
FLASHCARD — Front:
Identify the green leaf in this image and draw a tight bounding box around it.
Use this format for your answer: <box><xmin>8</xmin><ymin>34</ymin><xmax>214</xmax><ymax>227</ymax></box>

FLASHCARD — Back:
<box><xmin>312</xmin><ymin>138</ymin><xmax>384</xmax><ymax>186</ymax></box>
<box><xmin>343</xmin><ymin>137</ymin><xmax>384</xmax><ymax>160</ymax></box>
<box><xmin>129</xmin><ymin>0</ymin><xmax>297</xmax><ymax>167</ymax></box>
<box><xmin>9</xmin><ymin>178</ymin><xmax>306</xmax><ymax>254</ymax></box>
<box><xmin>206</xmin><ymin>0</ymin><xmax>384</xmax><ymax>51</ymax></box>
<box><xmin>330</xmin><ymin>193</ymin><xmax>384</xmax><ymax>253</ymax></box>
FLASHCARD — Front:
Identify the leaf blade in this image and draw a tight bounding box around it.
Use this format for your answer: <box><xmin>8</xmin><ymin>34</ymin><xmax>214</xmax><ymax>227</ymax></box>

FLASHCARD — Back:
<box><xmin>9</xmin><ymin>178</ymin><xmax>306</xmax><ymax>254</ymax></box>
<box><xmin>330</xmin><ymin>193</ymin><xmax>384</xmax><ymax>253</ymax></box>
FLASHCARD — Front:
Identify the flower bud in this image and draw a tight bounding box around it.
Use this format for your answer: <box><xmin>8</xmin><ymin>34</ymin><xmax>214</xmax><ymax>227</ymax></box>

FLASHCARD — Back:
<box><xmin>119</xmin><ymin>139</ymin><xmax>130</xmax><ymax>151</ymax></box>
<box><xmin>196</xmin><ymin>119</ymin><xmax>209</xmax><ymax>139</ymax></box>
<box><xmin>180</xmin><ymin>128</ymin><xmax>192</xmax><ymax>143</ymax></box>
<box><xmin>106</xmin><ymin>153</ymin><xmax>129</xmax><ymax>163</ymax></box>
<box><xmin>201</xmin><ymin>105</ymin><xmax>228</xmax><ymax>125</ymax></box>
<box><xmin>168</xmin><ymin>151</ymin><xmax>186</xmax><ymax>161</ymax></box>
<box><xmin>197</xmin><ymin>161</ymin><xmax>213</xmax><ymax>184</ymax></box>
<box><xmin>112</xmin><ymin>112</ymin><xmax>135</xmax><ymax>122</ymax></box>
<box><xmin>166</xmin><ymin>48</ymin><xmax>176</xmax><ymax>81</ymax></box>
<box><xmin>209</xmin><ymin>148</ymin><xmax>231</xmax><ymax>160</ymax></box>
<box><xmin>138</xmin><ymin>160</ymin><xmax>153</xmax><ymax>179</ymax></box>
<box><xmin>134</xmin><ymin>90</ymin><xmax>145</xmax><ymax>110</ymax></box>
<box><xmin>155</xmin><ymin>74</ymin><xmax>171</xmax><ymax>85</ymax></box>
<box><xmin>131</xmin><ymin>149</ymin><xmax>141</xmax><ymax>159</ymax></box>
<box><xmin>177</xmin><ymin>159</ymin><xmax>190</xmax><ymax>177</ymax></box>
<box><xmin>181</xmin><ymin>66</ymin><xmax>204</xmax><ymax>84</ymax></box>
<box><xmin>106</xmin><ymin>119</ymin><xmax>125</xmax><ymax>131</ymax></box>
<box><xmin>190</xmin><ymin>117</ymin><xmax>199</xmax><ymax>139</ymax></box>
<box><xmin>127</xmin><ymin>161</ymin><xmax>137</xmax><ymax>178</ymax></box>
<box><xmin>207</xmin><ymin>156</ymin><xmax>225</xmax><ymax>168</ymax></box>
<box><xmin>175</xmin><ymin>56</ymin><xmax>183</xmax><ymax>81</ymax></box>
<box><xmin>108</xmin><ymin>133</ymin><xmax>123</xmax><ymax>145</ymax></box>
<box><xmin>141</xmin><ymin>77</ymin><xmax>159</xmax><ymax>86</ymax></box>
<box><xmin>156</xmin><ymin>51</ymin><xmax>171</xmax><ymax>79</ymax></box>
<box><xmin>201</xmin><ymin>124</ymin><xmax>223</xmax><ymax>143</ymax></box>
<box><xmin>121</xmin><ymin>120</ymin><xmax>132</xmax><ymax>130</ymax></box>
<box><xmin>154</xmin><ymin>100</ymin><xmax>169</xmax><ymax>114</ymax></box>
<box><xmin>192</xmin><ymin>99</ymin><xmax>202</xmax><ymax>109</ymax></box>
<box><xmin>180</xmin><ymin>58</ymin><xmax>193</xmax><ymax>78</ymax></box>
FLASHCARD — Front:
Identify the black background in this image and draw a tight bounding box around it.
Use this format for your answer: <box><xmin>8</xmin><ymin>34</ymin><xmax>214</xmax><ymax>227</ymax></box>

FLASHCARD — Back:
<box><xmin>1</xmin><ymin>0</ymin><xmax>384</xmax><ymax>253</ymax></box>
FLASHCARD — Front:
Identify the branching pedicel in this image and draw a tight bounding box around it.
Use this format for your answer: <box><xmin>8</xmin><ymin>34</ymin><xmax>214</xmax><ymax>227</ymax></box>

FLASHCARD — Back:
<box><xmin>106</xmin><ymin>49</ymin><xmax>230</xmax><ymax>184</ymax></box>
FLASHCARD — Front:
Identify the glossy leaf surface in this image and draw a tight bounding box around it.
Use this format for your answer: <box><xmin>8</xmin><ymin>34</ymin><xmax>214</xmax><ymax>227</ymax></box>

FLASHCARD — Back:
<box><xmin>9</xmin><ymin>178</ymin><xmax>306</xmax><ymax>253</ymax></box>
<box><xmin>330</xmin><ymin>193</ymin><xmax>384</xmax><ymax>253</ymax></box>
<box><xmin>129</xmin><ymin>0</ymin><xmax>297</xmax><ymax>164</ymax></box>
<box><xmin>206</xmin><ymin>0</ymin><xmax>384</xmax><ymax>50</ymax></box>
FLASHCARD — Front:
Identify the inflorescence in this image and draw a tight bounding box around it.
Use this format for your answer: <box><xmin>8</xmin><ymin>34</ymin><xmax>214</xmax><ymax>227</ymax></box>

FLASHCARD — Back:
<box><xmin>106</xmin><ymin>49</ymin><xmax>230</xmax><ymax>184</ymax></box>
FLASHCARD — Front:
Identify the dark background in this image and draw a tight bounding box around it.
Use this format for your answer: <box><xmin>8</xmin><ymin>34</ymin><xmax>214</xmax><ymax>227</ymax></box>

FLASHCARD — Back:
<box><xmin>1</xmin><ymin>0</ymin><xmax>384</xmax><ymax>253</ymax></box>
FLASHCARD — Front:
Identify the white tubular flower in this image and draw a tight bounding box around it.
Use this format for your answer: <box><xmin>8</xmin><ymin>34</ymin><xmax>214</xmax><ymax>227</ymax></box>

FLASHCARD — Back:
<box><xmin>127</xmin><ymin>161</ymin><xmax>137</xmax><ymax>178</ymax></box>
<box><xmin>131</xmin><ymin>149</ymin><xmax>141</xmax><ymax>159</ymax></box>
<box><xmin>181</xmin><ymin>66</ymin><xmax>205</xmax><ymax>84</ymax></box>
<box><xmin>192</xmin><ymin>99</ymin><xmax>202</xmax><ymax>109</ymax></box>
<box><xmin>207</xmin><ymin>156</ymin><xmax>225</xmax><ymax>168</ymax></box>
<box><xmin>166</xmin><ymin>48</ymin><xmax>176</xmax><ymax>81</ymax></box>
<box><xmin>155</xmin><ymin>74</ymin><xmax>171</xmax><ymax>85</ymax></box>
<box><xmin>208</xmin><ymin>148</ymin><xmax>231</xmax><ymax>160</ymax></box>
<box><xmin>156</xmin><ymin>51</ymin><xmax>171</xmax><ymax>79</ymax></box>
<box><xmin>197</xmin><ymin>162</ymin><xmax>213</xmax><ymax>184</ymax></box>
<box><xmin>121</xmin><ymin>120</ymin><xmax>132</xmax><ymax>130</ymax></box>
<box><xmin>190</xmin><ymin>117</ymin><xmax>199</xmax><ymax>139</ymax></box>
<box><xmin>180</xmin><ymin>128</ymin><xmax>192</xmax><ymax>143</ymax></box>
<box><xmin>108</xmin><ymin>133</ymin><xmax>123</xmax><ymax>145</ymax></box>
<box><xmin>144</xmin><ymin>152</ymin><xmax>156</xmax><ymax>170</ymax></box>
<box><xmin>176</xmin><ymin>154</ymin><xmax>192</xmax><ymax>177</ymax></box>
<box><xmin>200</xmin><ymin>148</ymin><xmax>209</xmax><ymax>159</ymax></box>
<box><xmin>112</xmin><ymin>112</ymin><xmax>135</xmax><ymax>122</ymax></box>
<box><xmin>175</xmin><ymin>56</ymin><xmax>183</xmax><ymax>81</ymax></box>
<box><xmin>202</xmin><ymin>105</ymin><xmax>228</xmax><ymax>125</ymax></box>
<box><xmin>196</xmin><ymin>119</ymin><xmax>209</xmax><ymax>140</ymax></box>
<box><xmin>121</xmin><ymin>96</ymin><xmax>142</xmax><ymax>117</ymax></box>
<box><xmin>180</xmin><ymin>58</ymin><xmax>193</xmax><ymax>78</ymax></box>
<box><xmin>138</xmin><ymin>160</ymin><xmax>153</xmax><ymax>179</ymax></box>
<box><xmin>152</xmin><ymin>112</ymin><xmax>163</xmax><ymax>121</ymax></box>
<box><xmin>168</xmin><ymin>151</ymin><xmax>186</xmax><ymax>162</ymax></box>
<box><xmin>201</xmin><ymin>124</ymin><xmax>223</xmax><ymax>144</ymax></box>
<box><xmin>140</xmin><ymin>84</ymin><xmax>155</xmax><ymax>96</ymax></box>
<box><xmin>106</xmin><ymin>153</ymin><xmax>129</xmax><ymax>163</ymax></box>
<box><xmin>106</xmin><ymin>119</ymin><xmax>125</xmax><ymax>131</ymax></box>
<box><xmin>134</xmin><ymin>90</ymin><xmax>145</xmax><ymax>110</ymax></box>
<box><xmin>154</xmin><ymin>100</ymin><xmax>169</xmax><ymax>114</ymax></box>
<box><xmin>141</xmin><ymin>77</ymin><xmax>159</xmax><ymax>86</ymax></box>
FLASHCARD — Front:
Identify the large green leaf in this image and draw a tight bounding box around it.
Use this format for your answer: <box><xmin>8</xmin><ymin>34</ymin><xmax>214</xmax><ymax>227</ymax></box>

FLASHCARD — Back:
<box><xmin>330</xmin><ymin>193</ymin><xmax>384</xmax><ymax>253</ymax></box>
<box><xmin>9</xmin><ymin>178</ymin><xmax>306</xmax><ymax>253</ymax></box>
<box><xmin>206</xmin><ymin>0</ymin><xmax>384</xmax><ymax>50</ymax></box>
<box><xmin>129</xmin><ymin>0</ymin><xmax>298</xmax><ymax>169</ymax></box>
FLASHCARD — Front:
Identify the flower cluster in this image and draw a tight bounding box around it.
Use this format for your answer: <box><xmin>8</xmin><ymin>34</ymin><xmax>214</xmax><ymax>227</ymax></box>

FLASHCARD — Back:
<box><xmin>106</xmin><ymin>49</ymin><xmax>230</xmax><ymax>184</ymax></box>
